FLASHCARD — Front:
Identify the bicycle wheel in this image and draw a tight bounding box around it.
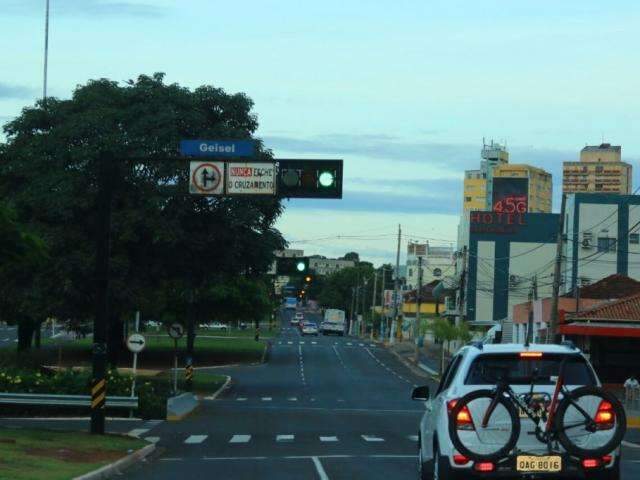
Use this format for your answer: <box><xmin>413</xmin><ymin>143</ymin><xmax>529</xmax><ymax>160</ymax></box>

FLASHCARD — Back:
<box><xmin>448</xmin><ymin>389</ymin><xmax>520</xmax><ymax>461</ymax></box>
<box><xmin>555</xmin><ymin>386</ymin><xmax>626</xmax><ymax>458</ymax></box>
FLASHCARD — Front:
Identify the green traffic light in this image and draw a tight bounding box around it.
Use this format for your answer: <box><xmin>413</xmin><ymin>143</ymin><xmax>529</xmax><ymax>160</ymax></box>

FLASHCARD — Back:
<box><xmin>318</xmin><ymin>171</ymin><xmax>335</xmax><ymax>188</ymax></box>
<box><xmin>296</xmin><ymin>261</ymin><xmax>306</xmax><ymax>272</ymax></box>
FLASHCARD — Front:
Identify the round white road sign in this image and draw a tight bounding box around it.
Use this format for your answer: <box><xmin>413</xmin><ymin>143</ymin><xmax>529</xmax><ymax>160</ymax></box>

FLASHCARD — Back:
<box><xmin>168</xmin><ymin>322</ymin><xmax>185</xmax><ymax>339</ymax></box>
<box><xmin>126</xmin><ymin>333</ymin><xmax>146</xmax><ymax>353</ymax></box>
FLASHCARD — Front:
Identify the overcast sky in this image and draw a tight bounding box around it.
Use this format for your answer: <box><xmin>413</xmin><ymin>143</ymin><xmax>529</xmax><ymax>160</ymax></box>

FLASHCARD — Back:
<box><xmin>2</xmin><ymin>0</ymin><xmax>639</xmax><ymax>265</ymax></box>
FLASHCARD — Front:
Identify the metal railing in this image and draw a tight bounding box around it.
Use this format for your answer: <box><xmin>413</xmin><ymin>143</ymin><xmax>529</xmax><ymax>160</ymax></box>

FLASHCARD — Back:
<box><xmin>0</xmin><ymin>393</ymin><xmax>138</xmax><ymax>409</ymax></box>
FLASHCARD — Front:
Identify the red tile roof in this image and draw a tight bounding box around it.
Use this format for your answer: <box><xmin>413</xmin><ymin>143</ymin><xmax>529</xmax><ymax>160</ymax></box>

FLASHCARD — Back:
<box><xmin>569</xmin><ymin>292</ymin><xmax>640</xmax><ymax>322</ymax></box>
<box><xmin>563</xmin><ymin>274</ymin><xmax>640</xmax><ymax>300</ymax></box>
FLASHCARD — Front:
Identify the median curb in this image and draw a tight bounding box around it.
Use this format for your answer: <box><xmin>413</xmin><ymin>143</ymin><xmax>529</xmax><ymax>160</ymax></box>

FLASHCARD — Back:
<box><xmin>166</xmin><ymin>392</ymin><xmax>199</xmax><ymax>421</ymax></box>
<box><xmin>72</xmin><ymin>443</ymin><xmax>155</xmax><ymax>480</ymax></box>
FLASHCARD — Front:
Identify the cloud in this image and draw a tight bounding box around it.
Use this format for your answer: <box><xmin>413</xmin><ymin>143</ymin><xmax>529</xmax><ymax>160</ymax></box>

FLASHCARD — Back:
<box><xmin>284</xmin><ymin>189</ymin><xmax>461</xmax><ymax>216</ymax></box>
<box><xmin>0</xmin><ymin>83</ymin><xmax>38</xmax><ymax>99</ymax></box>
<box><xmin>5</xmin><ymin>0</ymin><xmax>167</xmax><ymax>17</ymax></box>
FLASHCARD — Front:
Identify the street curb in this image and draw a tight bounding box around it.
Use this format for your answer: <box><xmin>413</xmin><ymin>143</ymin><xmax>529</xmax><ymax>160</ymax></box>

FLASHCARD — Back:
<box><xmin>261</xmin><ymin>341</ymin><xmax>271</xmax><ymax>364</ymax></box>
<box><xmin>385</xmin><ymin>346</ymin><xmax>435</xmax><ymax>381</ymax></box>
<box><xmin>199</xmin><ymin>375</ymin><xmax>231</xmax><ymax>401</ymax></box>
<box><xmin>72</xmin><ymin>443</ymin><xmax>155</xmax><ymax>480</ymax></box>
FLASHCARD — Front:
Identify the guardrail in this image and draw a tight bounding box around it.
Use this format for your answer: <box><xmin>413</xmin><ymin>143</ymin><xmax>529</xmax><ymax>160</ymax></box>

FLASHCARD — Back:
<box><xmin>0</xmin><ymin>393</ymin><xmax>138</xmax><ymax>409</ymax></box>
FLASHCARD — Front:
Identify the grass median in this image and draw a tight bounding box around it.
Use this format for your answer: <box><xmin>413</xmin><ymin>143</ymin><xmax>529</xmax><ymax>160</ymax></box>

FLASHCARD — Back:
<box><xmin>2</xmin><ymin>335</ymin><xmax>268</xmax><ymax>369</ymax></box>
<box><xmin>0</xmin><ymin>428</ymin><xmax>147</xmax><ymax>480</ymax></box>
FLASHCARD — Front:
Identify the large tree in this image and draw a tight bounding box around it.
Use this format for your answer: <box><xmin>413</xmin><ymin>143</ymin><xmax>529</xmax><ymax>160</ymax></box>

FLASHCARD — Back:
<box><xmin>0</xmin><ymin>73</ymin><xmax>285</xmax><ymax>359</ymax></box>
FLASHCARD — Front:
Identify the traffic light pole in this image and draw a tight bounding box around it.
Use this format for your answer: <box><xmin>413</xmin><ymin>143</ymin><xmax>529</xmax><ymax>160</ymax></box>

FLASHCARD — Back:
<box><xmin>91</xmin><ymin>156</ymin><xmax>116</xmax><ymax>434</ymax></box>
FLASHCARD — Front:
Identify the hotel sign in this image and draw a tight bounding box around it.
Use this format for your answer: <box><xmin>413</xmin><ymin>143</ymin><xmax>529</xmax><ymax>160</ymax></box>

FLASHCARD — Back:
<box><xmin>470</xmin><ymin>211</ymin><xmax>526</xmax><ymax>235</ymax></box>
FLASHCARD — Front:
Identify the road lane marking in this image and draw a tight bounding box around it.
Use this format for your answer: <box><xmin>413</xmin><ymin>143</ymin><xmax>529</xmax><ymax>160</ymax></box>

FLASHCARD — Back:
<box><xmin>127</xmin><ymin>428</ymin><xmax>149</xmax><ymax>438</ymax></box>
<box><xmin>276</xmin><ymin>434</ymin><xmax>294</xmax><ymax>442</ymax></box>
<box><xmin>287</xmin><ymin>341</ymin><xmax>293</xmax><ymax>345</ymax></box>
<box><xmin>337</xmin><ymin>399</ymin><xmax>345</xmax><ymax>402</ymax></box>
<box><xmin>359</xmin><ymin>343</ymin><xmax>364</xmax><ymax>346</ymax></box>
<box><xmin>346</xmin><ymin>342</ymin><xmax>352</xmax><ymax>346</ymax></box>
<box><xmin>312</xmin><ymin>341</ymin><xmax>317</xmax><ymax>345</ymax></box>
<box><xmin>184</xmin><ymin>435</ymin><xmax>208</xmax><ymax>444</ymax></box>
<box><xmin>622</xmin><ymin>441</ymin><xmax>640</xmax><ymax>448</ymax></box>
<box><xmin>361</xmin><ymin>435</ymin><xmax>384</xmax><ymax>442</ymax></box>
<box><xmin>261</xmin><ymin>397</ymin><xmax>272</xmax><ymax>401</ymax></box>
<box><xmin>160</xmin><ymin>458</ymin><xmax>183</xmax><ymax>461</ymax></box>
<box><xmin>299</xmin><ymin>341</ymin><xmax>305</xmax><ymax>344</ymax></box>
<box><xmin>408</xmin><ymin>435</ymin><xmax>419</xmax><ymax>442</ymax></box>
<box><xmin>320</xmin><ymin>436</ymin><xmax>338</xmax><ymax>442</ymax></box>
<box><xmin>236</xmin><ymin>397</ymin><xmax>247</xmax><ymax>401</ymax></box>
<box><xmin>229</xmin><ymin>435</ymin><xmax>251</xmax><ymax>444</ymax></box>
<box><xmin>287</xmin><ymin>397</ymin><xmax>298</xmax><ymax>401</ymax></box>
<box><xmin>312</xmin><ymin>456</ymin><xmax>330</xmax><ymax>480</ymax></box>
<box><xmin>145</xmin><ymin>436</ymin><xmax>160</xmax><ymax>443</ymax></box>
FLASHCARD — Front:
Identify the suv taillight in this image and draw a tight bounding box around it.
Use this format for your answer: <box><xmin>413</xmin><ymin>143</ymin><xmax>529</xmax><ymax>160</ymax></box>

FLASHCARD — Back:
<box><xmin>595</xmin><ymin>400</ymin><xmax>615</xmax><ymax>429</ymax></box>
<box><xmin>448</xmin><ymin>399</ymin><xmax>475</xmax><ymax>430</ymax></box>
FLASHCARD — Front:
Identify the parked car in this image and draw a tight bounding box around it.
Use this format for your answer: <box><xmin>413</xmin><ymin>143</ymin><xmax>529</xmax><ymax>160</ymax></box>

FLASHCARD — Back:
<box><xmin>412</xmin><ymin>342</ymin><xmax>621</xmax><ymax>480</ymax></box>
<box><xmin>301</xmin><ymin>322</ymin><xmax>319</xmax><ymax>336</ymax></box>
<box><xmin>199</xmin><ymin>322</ymin><xmax>229</xmax><ymax>331</ymax></box>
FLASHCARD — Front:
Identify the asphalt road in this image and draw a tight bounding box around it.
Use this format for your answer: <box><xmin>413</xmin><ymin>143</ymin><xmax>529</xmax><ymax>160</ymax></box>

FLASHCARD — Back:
<box><xmin>0</xmin><ymin>323</ymin><xmax>18</xmax><ymax>345</ymax></box>
<box><xmin>117</xmin><ymin>308</ymin><xmax>640</xmax><ymax>479</ymax></box>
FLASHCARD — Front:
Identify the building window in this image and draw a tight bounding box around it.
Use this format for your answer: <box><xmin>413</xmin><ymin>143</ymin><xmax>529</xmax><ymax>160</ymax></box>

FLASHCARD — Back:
<box><xmin>408</xmin><ymin>268</ymin><xmax>413</xmax><ymax>277</ymax></box>
<box><xmin>630</xmin><ymin>233</ymin><xmax>640</xmax><ymax>245</ymax></box>
<box><xmin>595</xmin><ymin>184</ymin><xmax>603</xmax><ymax>191</ymax></box>
<box><xmin>433</xmin><ymin>268</ymin><xmax>442</xmax><ymax>277</ymax></box>
<box><xmin>465</xmin><ymin>196</ymin><xmax>472</xmax><ymax>202</ymax></box>
<box><xmin>597</xmin><ymin>237</ymin><xmax>616</xmax><ymax>253</ymax></box>
<box><xmin>596</xmin><ymin>165</ymin><xmax>603</xmax><ymax>173</ymax></box>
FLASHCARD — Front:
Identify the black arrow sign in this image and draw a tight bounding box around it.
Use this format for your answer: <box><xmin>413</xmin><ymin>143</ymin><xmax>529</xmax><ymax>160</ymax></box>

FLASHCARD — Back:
<box><xmin>129</xmin><ymin>339</ymin><xmax>145</xmax><ymax>346</ymax></box>
<box><xmin>201</xmin><ymin>168</ymin><xmax>217</xmax><ymax>187</ymax></box>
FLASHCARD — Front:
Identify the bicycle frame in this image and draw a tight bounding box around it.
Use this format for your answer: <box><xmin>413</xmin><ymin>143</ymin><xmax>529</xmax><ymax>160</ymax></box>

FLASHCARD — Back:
<box><xmin>480</xmin><ymin>358</ymin><xmax>598</xmax><ymax>450</ymax></box>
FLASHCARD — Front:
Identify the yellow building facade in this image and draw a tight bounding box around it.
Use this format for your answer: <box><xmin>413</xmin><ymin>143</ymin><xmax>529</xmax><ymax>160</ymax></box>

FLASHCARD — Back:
<box><xmin>493</xmin><ymin>164</ymin><xmax>553</xmax><ymax>213</ymax></box>
<box><xmin>463</xmin><ymin>172</ymin><xmax>487</xmax><ymax>211</ymax></box>
<box><xmin>563</xmin><ymin>144</ymin><xmax>632</xmax><ymax>194</ymax></box>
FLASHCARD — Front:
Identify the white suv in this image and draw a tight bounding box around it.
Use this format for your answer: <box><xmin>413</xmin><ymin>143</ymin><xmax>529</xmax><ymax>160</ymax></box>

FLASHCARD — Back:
<box><xmin>412</xmin><ymin>342</ymin><xmax>621</xmax><ymax>480</ymax></box>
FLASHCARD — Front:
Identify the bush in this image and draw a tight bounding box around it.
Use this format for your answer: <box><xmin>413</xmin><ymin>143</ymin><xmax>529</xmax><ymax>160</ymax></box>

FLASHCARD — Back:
<box><xmin>0</xmin><ymin>368</ymin><xmax>168</xmax><ymax>419</ymax></box>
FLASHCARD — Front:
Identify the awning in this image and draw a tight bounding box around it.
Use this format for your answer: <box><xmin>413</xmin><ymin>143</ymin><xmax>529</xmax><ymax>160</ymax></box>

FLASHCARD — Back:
<box><xmin>559</xmin><ymin>322</ymin><xmax>640</xmax><ymax>338</ymax></box>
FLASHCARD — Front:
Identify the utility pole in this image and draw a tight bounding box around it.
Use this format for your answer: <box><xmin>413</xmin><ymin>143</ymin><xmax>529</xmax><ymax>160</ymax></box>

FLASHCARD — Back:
<box><xmin>43</xmin><ymin>0</ymin><xmax>50</xmax><ymax>102</ymax></box>
<box><xmin>354</xmin><ymin>279</ymin><xmax>360</xmax><ymax>336</ymax></box>
<box><xmin>547</xmin><ymin>193</ymin><xmax>566</xmax><ymax>344</ymax></box>
<box><xmin>390</xmin><ymin>224</ymin><xmax>401</xmax><ymax>344</ymax></box>
<box><xmin>349</xmin><ymin>287</ymin><xmax>356</xmax><ymax>336</ymax></box>
<box><xmin>525</xmin><ymin>276</ymin><xmax>538</xmax><ymax>346</ymax></box>
<box><xmin>413</xmin><ymin>256</ymin><xmax>423</xmax><ymax>364</ymax></box>
<box><xmin>380</xmin><ymin>266</ymin><xmax>386</xmax><ymax>341</ymax></box>
<box><xmin>458</xmin><ymin>246</ymin><xmax>468</xmax><ymax>323</ymax></box>
<box><xmin>361</xmin><ymin>277</ymin><xmax>368</xmax><ymax>337</ymax></box>
<box><xmin>371</xmin><ymin>271</ymin><xmax>377</xmax><ymax>340</ymax></box>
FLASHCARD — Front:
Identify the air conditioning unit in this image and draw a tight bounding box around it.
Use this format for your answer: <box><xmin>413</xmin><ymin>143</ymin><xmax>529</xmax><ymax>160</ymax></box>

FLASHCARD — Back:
<box><xmin>509</xmin><ymin>274</ymin><xmax>520</xmax><ymax>286</ymax></box>
<box><xmin>581</xmin><ymin>238</ymin><xmax>592</xmax><ymax>249</ymax></box>
<box><xmin>580</xmin><ymin>277</ymin><xmax>591</xmax><ymax>286</ymax></box>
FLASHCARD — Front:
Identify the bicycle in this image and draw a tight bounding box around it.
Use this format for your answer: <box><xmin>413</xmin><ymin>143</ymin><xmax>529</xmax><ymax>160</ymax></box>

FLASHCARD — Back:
<box><xmin>448</xmin><ymin>357</ymin><xmax>626</xmax><ymax>462</ymax></box>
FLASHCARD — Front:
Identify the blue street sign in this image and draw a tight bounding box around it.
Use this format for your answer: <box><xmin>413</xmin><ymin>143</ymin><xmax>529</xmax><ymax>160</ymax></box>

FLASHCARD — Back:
<box><xmin>180</xmin><ymin>139</ymin><xmax>255</xmax><ymax>158</ymax></box>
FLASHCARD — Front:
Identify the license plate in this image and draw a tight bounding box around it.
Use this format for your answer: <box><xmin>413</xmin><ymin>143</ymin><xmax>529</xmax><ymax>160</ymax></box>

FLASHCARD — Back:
<box><xmin>516</xmin><ymin>455</ymin><xmax>562</xmax><ymax>472</ymax></box>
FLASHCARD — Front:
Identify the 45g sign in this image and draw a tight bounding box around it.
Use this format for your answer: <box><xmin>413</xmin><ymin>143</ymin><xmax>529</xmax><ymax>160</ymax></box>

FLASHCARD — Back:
<box><xmin>493</xmin><ymin>195</ymin><xmax>527</xmax><ymax>213</ymax></box>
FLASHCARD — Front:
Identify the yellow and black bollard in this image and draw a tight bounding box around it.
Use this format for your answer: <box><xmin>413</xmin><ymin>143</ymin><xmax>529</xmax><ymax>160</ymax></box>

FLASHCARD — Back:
<box><xmin>91</xmin><ymin>378</ymin><xmax>106</xmax><ymax>412</ymax></box>
<box><xmin>185</xmin><ymin>363</ymin><xmax>194</xmax><ymax>391</ymax></box>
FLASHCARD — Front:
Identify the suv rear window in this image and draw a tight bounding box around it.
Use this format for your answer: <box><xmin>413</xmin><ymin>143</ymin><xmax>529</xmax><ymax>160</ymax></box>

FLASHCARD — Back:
<box><xmin>465</xmin><ymin>353</ymin><xmax>596</xmax><ymax>386</ymax></box>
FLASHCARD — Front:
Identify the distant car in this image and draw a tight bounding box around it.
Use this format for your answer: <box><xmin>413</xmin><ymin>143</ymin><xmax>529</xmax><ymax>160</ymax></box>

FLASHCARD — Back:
<box><xmin>200</xmin><ymin>322</ymin><xmax>228</xmax><ymax>331</ymax></box>
<box><xmin>301</xmin><ymin>322</ymin><xmax>319</xmax><ymax>336</ymax></box>
<box><xmin>146</xmin><ymin>320</ymin><xmax>161</xmax><ymax>328</ymax></box>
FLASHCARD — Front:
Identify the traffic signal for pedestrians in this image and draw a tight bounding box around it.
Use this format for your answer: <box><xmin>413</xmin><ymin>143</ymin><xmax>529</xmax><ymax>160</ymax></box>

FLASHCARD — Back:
<box><xmin>277</xmin><ymin>257</ymin><xmax>309</xmax><ymax>275</ymax></box>
<box><xmin>277</xmin><ymin>159</ymin><xmax>343</xmax><ymax>199</ymax></box>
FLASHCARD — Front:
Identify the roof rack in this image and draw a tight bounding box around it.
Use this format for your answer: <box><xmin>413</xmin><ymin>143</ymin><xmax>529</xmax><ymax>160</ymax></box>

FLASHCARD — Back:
<box><xmin>561</xmin><ymin>340</ymin><xmax>577</xmax><ymax>350</ymax></box>
<box><xmin>467</xmin><ymin>341</ymin><xmax>483</xmax><ymax>350</ymax></box>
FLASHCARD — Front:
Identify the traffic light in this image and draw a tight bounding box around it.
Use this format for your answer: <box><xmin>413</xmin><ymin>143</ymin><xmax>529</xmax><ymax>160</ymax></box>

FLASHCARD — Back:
<box><xmin>277</xmin><ymin>257</ymin><xmax>309</xmax><ymax>275</ymax></box>
<box><xmin>304</xmin><ymin>275</ymin><xmax>312</xmax><ymax>283</ymax></box>
<box><xmin>277</xmin><ymin>159</ymin><xmax>343</xmax><ymax>198</ymax></box>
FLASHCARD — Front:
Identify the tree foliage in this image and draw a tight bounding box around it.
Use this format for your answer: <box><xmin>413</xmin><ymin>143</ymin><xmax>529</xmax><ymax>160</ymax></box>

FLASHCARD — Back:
<box><xmin>0</xmin><ymin>73</ymin><xmax>285</xmax><ymax>356</ymax></box>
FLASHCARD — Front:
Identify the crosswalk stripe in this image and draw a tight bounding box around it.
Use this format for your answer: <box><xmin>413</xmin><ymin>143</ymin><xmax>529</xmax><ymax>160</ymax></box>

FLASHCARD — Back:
<box><xmin>276</xmin><ymin>434</ymin><xmax>294</xmax><ymax>442</ymax></box>
<box><xmin>320</xmin><ymin>436</ymin><xmax>338</xmax><ymax>442</ymax></box>
<box><xmin>145</xmin><ymin>436</ymin><xmax>160</xmax><ymax>443</ymax></box>
<box><xmin>261</xmin><ymin>397</ymin><xmax>272</xmax><ymax>401</ymax></box>
<box><xmin>299</xmin><ymin>341</ymin><xmax>305</xmax><ymax>344</ymax></box>
<box><xmin>127</xmin><ymin>428</ymin><xmax>149</xmax><ymax>438</ymax></box>
<box><xmin>184</xmin><ymin>435</ymin><xmax>208</xmax><ymax>444</ymax></box>
<box><xmin>287</xmin><ymin>341</ymin><xmax>293</xmax><ymax>345</ymax></box>
<box><xmin>311</xmin><ymin>341</ymin><xmax>317</xmax><ymax>344</ymax></box>
<box><xmin>362</xmin><ymin>435</ymin><xmax>384</xmax><ymax>442</ymax></box>
<box><xmin>229</xmin><ymin>435</ymin><xmax>251</xmax><ymax>444</ymax></box>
